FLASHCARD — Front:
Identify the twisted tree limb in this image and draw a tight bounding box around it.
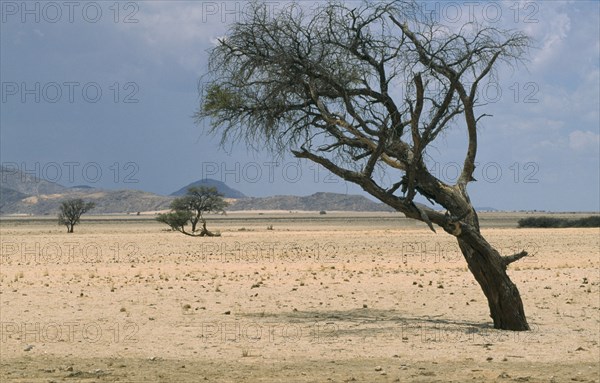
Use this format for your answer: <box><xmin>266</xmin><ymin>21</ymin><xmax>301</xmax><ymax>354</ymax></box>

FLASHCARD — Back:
<box><xmin>502</xmin><ymin>251</ymin><xmax>529</xmax><ymax>269</ymax></box>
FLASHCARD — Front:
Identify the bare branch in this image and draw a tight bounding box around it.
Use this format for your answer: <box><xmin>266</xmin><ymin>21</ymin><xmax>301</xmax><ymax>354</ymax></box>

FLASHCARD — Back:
<box><xmin>199</xmin><ymin>0</ymin><xmax>530</xmax><ymax>226</ymax></box>
<box><xmin>502</xmin><ymin>251</ymin><xmax>529</xmax><ymax>269</ymax></box>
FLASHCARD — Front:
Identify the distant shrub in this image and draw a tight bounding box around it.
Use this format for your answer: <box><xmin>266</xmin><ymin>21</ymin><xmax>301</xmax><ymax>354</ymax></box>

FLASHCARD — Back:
<box><xmin>517</xmin><ymin>217</ymin><xmax>564</xmax><ymax>228</ymax></box>
<box><xmin>319</xmin><ymin>210</ymin><xmax>327</xmax><ymax>215</ymax></box>
<box><xmin>518</xmin><ymin>216</ymin><xmax>600</xmax><ymax>228</ymax></box>
<box><xmin>575</xmin><ymin>216</ymin><xmax>600</xmax><ymax>227</ymax></box>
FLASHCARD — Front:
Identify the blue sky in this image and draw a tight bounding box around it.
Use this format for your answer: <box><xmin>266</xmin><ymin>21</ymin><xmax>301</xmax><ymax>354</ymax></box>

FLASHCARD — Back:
<box><xmin>1</xmin><ymin>1</ymin><xmax>598</xmax><ymax>211</ymax></box>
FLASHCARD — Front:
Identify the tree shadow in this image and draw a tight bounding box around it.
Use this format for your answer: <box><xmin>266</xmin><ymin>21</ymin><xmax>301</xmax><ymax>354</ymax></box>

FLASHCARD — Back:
<box><xmin>241</xmin><ymin>307</ymin><xmax>496</xmax><ymax>334</ymax></box>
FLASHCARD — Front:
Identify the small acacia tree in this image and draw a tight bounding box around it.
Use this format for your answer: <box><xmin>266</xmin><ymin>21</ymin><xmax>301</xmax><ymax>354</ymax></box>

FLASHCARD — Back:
<box><xmin>197</xmin><ymin>1</ymin><xmax>533</xmax><ymax>330</ymax></box>
<box><xmin>157</xmin><ymin>186</ymin><xmax>227</xmax><ymax>236</ymax></box>
<box><xmin>58</xmin><ymin>199</ymin><xmax>95</xmax><ymax>233</ymax></box>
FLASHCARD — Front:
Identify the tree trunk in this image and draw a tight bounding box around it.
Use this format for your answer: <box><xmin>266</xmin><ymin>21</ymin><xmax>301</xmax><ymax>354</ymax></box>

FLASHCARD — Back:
<box><xmin>199</xmin><ymin>221</ymin><xmax>217</xmax><ymax>237</ymax></box>
<box><xmin>457</xmin><ymin>231</ymin><xmax>529</xmax><ymax>331</ymax></box>
<box><xmin>424</xmin><ymin>179</ymin><xmax>530</xmax><ymax>331</ymax></box>
<box><xmin>414</xmin><ymin>177</ymin><xmax>530</xmax><ymax>331</ymax></box>
<box><xmin>289</xmin><ymin>150</ymin><xmax>531</xmax><ymax>330</ymax></box>
<box><xmin>177</xmin><ymin>221</ymin><xmax>220</xmax><ymax>237</ymax></box>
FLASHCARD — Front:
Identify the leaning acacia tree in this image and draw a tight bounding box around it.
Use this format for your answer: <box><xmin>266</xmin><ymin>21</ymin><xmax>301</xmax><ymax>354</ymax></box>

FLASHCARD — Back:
<box><xmin>157</xmin><ymin>186</ymin><xmax>227</xmax><ymax>236</ymax></box>
<box><xmin>197</xmin><ymin>1</ymin><xmax>532</xmax><ymax>330</ymax></box>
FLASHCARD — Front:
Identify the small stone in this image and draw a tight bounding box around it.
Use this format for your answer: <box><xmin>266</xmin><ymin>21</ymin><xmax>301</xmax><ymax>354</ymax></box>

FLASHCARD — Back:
<box><xmin>23</xmin><ymin>345</ymin><xmax>33</xmax><ymax>351</ymax></box>
<box><xmin>374</xmin><ymin>366</ymin><xmax>383</xmax><ymax>371</ymax></box>
<box><xmin>486</xmin><ymin>357</ymin><xmax>493</xmax><ymax>361</ymax></box>
<box><xmin>224</xmin><ymin>310</ymin><xmax>231</xmax><ymax>315</ymax></box>
<box><xmin>515</xmin><ymin>377</ymin><xmax>530</xmax><ymax>382</ymax></box>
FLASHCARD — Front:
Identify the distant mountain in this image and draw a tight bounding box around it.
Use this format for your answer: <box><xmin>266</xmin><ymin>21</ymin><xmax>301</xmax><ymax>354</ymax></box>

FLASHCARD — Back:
<box><xmin>2</xmin><ymin>188</ymin><xmax>173</xmax><ymax>215</ymax></box>
<box><xmin>0</xmin><ymin>165</ymin><xmax>67</xmax><ymax>195</ymax></box>
<box><xmin>69</xmin><ymin>185</ymin><xmax>95</xmax><ymax>189</ymax></box>
<box><xmin>0</xmin><ymin>186</ymin><xmax>29</xmax><ymax>209</ymax></box>
<box><xmin>1</xmin><ymin>165</ymin><xmax>429</xmax><ymax>215</ymax></box>
<box><xmin>228</xmin><ymin>192</ymin><xmax>395</xmax><ymax>212</ymax></box>
<box><xmin>171</xmin><ymin>178</ymin><xmax>246</xmax><ymax>199</ymax></box>
<box><xmin>0</xmin><ymin>166</ymin><xmax>173</xmax><ymax>215</ymax></box>
<box><xmin>476</xmin><ymin>206</ymin><xmax>498</xmax><ymax>212</ymax></box>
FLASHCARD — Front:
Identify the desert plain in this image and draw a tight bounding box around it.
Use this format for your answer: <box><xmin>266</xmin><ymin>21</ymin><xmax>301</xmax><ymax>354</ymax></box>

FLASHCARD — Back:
<box><xmin>0</xmin><ymin>211</ymin><xmax>598</xmax><ymax>382</ymax></box>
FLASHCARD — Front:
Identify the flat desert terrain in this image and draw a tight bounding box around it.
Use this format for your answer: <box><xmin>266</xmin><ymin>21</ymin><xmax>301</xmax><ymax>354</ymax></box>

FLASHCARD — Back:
<box><xmin>1</xmin><ymin>212</ymin><xmax>598</xmax><ymax>382</ymax></box>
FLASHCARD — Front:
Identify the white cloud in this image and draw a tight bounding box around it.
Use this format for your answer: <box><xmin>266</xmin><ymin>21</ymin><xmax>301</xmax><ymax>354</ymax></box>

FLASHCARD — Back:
<box><xmin>530</xmin><ymin>11</ymin><xmax>571</xmax><ymax>68</ymax></box>
<box><xmin>569</xmin><ymin>130</ymin><xmax>600</xmax><ymax>152</ymax></box>
<box><xmin>118</xmin><ymin>3</ymin><xmax>230</xmax><ymax>74</ymax></box>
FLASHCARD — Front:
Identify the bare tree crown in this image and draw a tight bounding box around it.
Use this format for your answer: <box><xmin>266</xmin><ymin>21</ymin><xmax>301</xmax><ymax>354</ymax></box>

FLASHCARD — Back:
<box><xmin>197</xmin><ymin>0</ymin><xmax>530</xmax><ymax>231</ymax></box>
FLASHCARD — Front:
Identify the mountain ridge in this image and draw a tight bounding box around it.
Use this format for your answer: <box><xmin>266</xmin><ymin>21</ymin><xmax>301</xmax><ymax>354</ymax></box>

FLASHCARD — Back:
<box><xmin>228</xmin><ymin>192</ymin><xmax>394</xmax><ymax>212</ymax></box>
<box><xmin>170</xmin><ymin>178</ymin><xmax>246</xmax><ymax>198</ymax></box>
<box><xmin>0</xmin><ymin>168</ymin><xmax>454</xmax><ymax>215</ymax></box>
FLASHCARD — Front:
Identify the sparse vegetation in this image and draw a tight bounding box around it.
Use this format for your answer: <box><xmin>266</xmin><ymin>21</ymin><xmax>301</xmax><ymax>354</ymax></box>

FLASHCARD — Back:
<box><xmin>518</xmin><ymin>216</ymin><xmax>600</xmax><ymax>228</ymax></box>
<box><xmin>156</xmin><ymin>186</ymin><xmax>227</xmax><ymax>237</ymax></box>
<box><xmin>0</xmin><ymin>213</ymin><xmax>598</xmax><ymax>380</ymax></box>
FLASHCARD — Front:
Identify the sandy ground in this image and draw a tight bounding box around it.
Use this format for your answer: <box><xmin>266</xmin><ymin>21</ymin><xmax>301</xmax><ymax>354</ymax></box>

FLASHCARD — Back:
<box><xmin>0</xmin><ymin>212</ymin><xmax>598</xmax><ymax>382</ymax></box>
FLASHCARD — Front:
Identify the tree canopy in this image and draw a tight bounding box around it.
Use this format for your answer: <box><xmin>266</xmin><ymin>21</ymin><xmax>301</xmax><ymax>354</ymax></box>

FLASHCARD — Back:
<box><xmin>197</xmin><ymin>1</ymin><xmax>529</xmax><ymax>233</ymax></box>
<box><xmin>157</xmin><ymin>186</ymin><xmax>227</xmax><ymax>236</ymax></box>
<box><xmin>58</xmin><ymin>199</ymin><xmax>95</xmax><ymax>233</ymax></box>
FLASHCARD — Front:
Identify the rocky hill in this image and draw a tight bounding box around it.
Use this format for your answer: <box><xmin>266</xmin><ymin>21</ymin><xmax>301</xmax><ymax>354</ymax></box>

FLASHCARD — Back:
<box><xmin>6</xmin><ymin>190</ymin><xmax>173</xmax><ymax>215</ymax></box>
<box><xmin>170</xmin><ymin>178</ymin><xmax>246</xmax><ymax>198</ymax></box>
<box><xmin>0</xmin><ymin>166</ymin><xmax>173</xmax><ymax>215</ymax></box>
<box><xmin>228</xmin><ymin>192</ymin><xmax>394</xmax><ymax>212</ymax></box>
<box><xmin>1</xmin><ymin>166</ymin><xmax>67</xmax><ymax>196</ymax></box>
<box><xmin>1</xmin><ymin>166</ymin><xmax>428</xmax><ymax>215</ymax></box>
